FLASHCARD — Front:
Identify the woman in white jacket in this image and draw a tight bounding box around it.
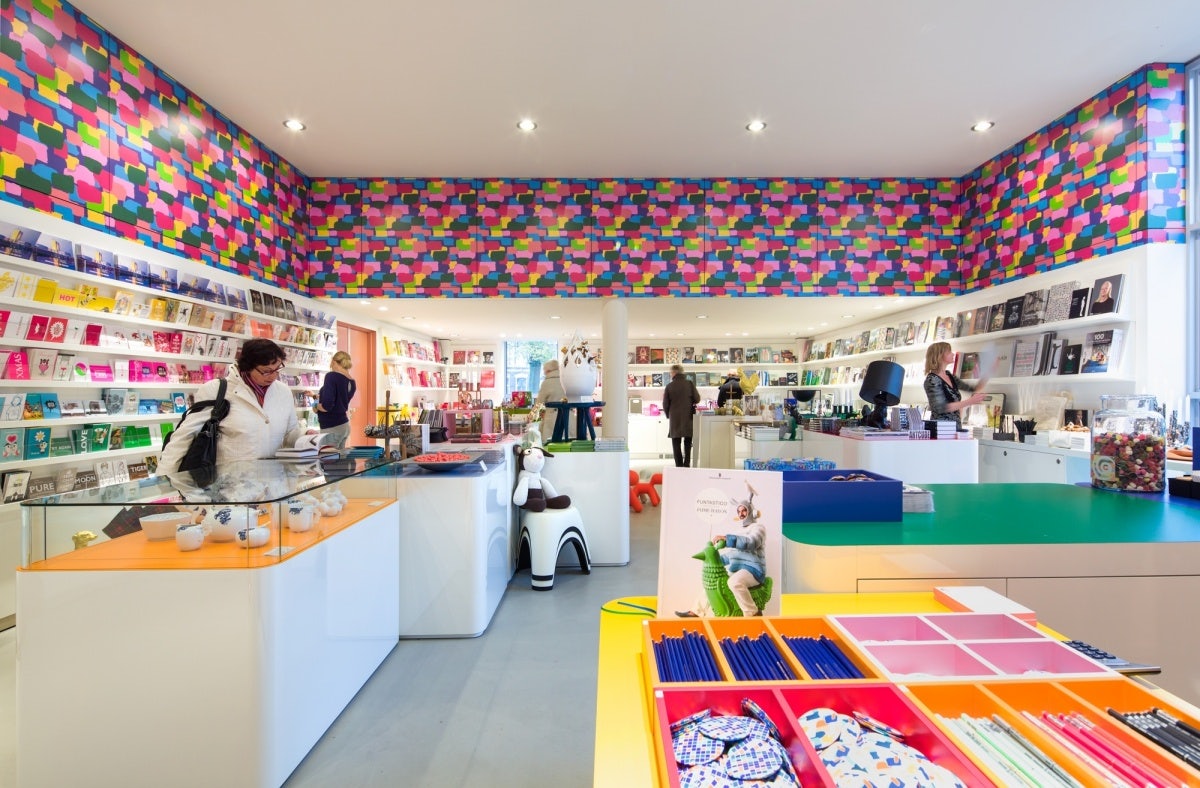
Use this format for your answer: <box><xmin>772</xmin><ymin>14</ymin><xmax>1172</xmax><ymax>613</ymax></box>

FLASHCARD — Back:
<box><xmin>160</xmin><ymin>339</ymin><xmax>304</xmax><ymax>476</ymax></box>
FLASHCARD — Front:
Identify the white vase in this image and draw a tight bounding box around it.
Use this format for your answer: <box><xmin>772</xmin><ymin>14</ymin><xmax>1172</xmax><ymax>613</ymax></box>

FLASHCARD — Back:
<box><xmin>559</xmin><ymin>360</ymin><xmax>597</xmax><ymax>402</ymax></box>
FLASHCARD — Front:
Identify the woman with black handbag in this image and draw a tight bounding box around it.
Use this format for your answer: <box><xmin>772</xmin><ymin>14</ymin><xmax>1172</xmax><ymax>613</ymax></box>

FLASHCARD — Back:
<box><xmin>160</xmin><ymin>339</ymin><xmax>308</xmax><ymax>480</ymax></box>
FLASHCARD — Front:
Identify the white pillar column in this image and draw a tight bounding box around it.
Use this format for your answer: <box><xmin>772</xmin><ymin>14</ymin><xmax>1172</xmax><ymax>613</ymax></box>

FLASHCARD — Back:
<box><xmin>601</xmin><ymin>298</ymin><xmax>628</xmax><ymax>440</ymax></box>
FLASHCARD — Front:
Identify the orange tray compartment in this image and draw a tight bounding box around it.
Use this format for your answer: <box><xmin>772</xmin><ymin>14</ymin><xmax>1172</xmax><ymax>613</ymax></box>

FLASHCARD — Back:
<box><xmin>705</xmin><ymin>616</ymin><xmax>802</xmax><ymax>682</ymax></box>
<box><xmin>905</xmin><ymin>681</ymin><xmax>1111</xmax><ymax>787</ymax></box>
<box><xmin>765</xmin><ymin>616</ymin><xmax>880</xmax><ymax>680</ymax></box>
<box><xmin>642</xmin><ymin>619</ymin><xmax>728</xmax><ymax>685</ymax></box>
<box><xmin>982</xmin><ymin>679</ymin><xmax>1200</xmax><ymax>785</ymax></box>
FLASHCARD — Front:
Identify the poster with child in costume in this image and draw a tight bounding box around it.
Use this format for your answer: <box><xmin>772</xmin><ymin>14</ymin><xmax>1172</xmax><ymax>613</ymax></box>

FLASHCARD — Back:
<box><xmin>657</xmin><ymin>467</ymin><xmax>782</xmax><ymax>618</ymax></box>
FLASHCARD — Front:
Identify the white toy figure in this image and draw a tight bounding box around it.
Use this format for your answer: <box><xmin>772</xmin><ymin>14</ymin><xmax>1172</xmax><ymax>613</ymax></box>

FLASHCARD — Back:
<box><xmin>512</xmin><ymin>444</ymin><xmax>571</xmax><ymax>512</ymax></box>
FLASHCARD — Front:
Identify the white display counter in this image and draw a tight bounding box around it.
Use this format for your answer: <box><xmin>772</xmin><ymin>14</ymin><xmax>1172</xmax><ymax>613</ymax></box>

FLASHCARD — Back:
<box><xmin>17</xmin><ymin>495</ymin><xmax>401</xmax><ymax>788</ymax></box>
<box><xmin>539</xmin><ymin>450</ymin><xmax>630</xmax><ymax>566</ymax></box>
<box><xmin>390</xmin><ymin>460</ymin><xmax>512</xmax><ymax>637</ymax></box>
<box><xmin>800</xmin><ymin>430</ymin><xmax>978</xmax><ymax>484</ymax></box>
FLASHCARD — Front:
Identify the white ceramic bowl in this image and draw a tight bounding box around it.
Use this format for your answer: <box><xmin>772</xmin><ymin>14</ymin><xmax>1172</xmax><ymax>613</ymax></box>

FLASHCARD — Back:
<box><xmin>140</xmin><ymin>511</ymin><xmax>193</xmax><ymax>541</ymax></box>
<box><xmin>175</xmin><ymin>525</ymin><xmax>205</xmax><ymax>552</ymax></box>
<box><xmin>236</xmin><ymin>526</ymin><xmax>271</xmax><ymax>549</ymax></box>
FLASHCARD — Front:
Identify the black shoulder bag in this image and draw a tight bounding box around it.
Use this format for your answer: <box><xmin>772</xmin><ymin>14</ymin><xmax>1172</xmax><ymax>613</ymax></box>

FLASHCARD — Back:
<box><xmin>163</xmin><ymin>379</ymin><xmax>230</xmax><ymax>487</ymax></box>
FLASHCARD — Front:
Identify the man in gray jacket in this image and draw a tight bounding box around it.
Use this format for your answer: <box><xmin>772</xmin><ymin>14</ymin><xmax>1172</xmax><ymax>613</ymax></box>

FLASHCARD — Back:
<box><xmin>662</xmin><ymin>364</ymin><xmax>700</xmax><ymax>467</ymax></box>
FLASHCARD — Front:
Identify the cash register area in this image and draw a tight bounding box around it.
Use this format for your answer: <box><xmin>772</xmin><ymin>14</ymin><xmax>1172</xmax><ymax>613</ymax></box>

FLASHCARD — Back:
<box><xmin>0</xmin><ymin>459</ymin><xmax>671</xmax><ymax>787</ymax></box>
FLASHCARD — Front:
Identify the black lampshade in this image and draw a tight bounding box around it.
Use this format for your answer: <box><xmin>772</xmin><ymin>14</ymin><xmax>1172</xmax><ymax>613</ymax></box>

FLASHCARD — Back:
<box><xmin>859</xmin><ymin>360</ymin><xmax>904</xmax><ymax>408</ymax></box>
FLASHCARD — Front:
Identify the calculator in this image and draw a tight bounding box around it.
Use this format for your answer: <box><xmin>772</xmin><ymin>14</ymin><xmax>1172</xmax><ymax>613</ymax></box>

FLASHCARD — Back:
<box><xmin>1063</xmin><ymin>640</ymin><xmax>1161</xmax><ymax>675</ymax></box>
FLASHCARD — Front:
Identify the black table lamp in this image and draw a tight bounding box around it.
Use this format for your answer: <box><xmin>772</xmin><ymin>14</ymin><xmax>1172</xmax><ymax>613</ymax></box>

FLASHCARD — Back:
<box><xmin>859</xmin><ymin>360</ymin><xmax>905</xmax><ymax>429</ymax></box>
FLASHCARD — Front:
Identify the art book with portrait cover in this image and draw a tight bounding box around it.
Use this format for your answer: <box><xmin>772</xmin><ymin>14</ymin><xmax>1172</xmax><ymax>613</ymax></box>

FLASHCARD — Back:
<box><xmin>657</xmin><ymin>467</ymin><xmax>782</xmax><ymax>618</ymax></box>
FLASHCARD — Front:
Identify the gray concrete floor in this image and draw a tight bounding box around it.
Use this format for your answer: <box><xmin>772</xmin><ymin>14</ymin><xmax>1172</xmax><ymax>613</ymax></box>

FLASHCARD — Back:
<box><xmin>281</xmin><ymin>465</ymin><xmax>665</xmax><ymax>788</ymax></box>
<box><xmin>0</xmin><ymin>462</ymin><xmax>668</xmax><ymax>788</ymax></box>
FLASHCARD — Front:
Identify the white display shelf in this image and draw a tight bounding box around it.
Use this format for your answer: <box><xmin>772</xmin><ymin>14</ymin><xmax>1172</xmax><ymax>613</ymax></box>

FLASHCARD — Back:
<box><xmin>0</xmin><ymin>442</ymin><xmax>163</xmax><ymax>473</ymax></box>
<box><xmin>0</xmin><ymin>379</ymin><xmax>203</xmax><ymax>390</ymax></box>
<box><xmin>0</xmin><ymin>413</ymin><xmax>178</xmax><ymax>429</ymax></box>
<box><xmin>382</xmin><ymin>355</ymin><xmax>445</xmax><ymax>367</ymax></box>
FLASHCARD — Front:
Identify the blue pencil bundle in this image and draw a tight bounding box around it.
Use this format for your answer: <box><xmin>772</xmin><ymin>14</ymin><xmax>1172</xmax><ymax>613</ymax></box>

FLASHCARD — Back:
<box><xmin>718</xmin><ymin>634</ymin><xmax>797</xmax><ymax>681</ymax></box>
<box><xmin>653</xmin><ymin>630</ymin><xmax>722</xmax><ymax>682</ymax></box>
<box><xmin>782</xmin><ymin>634</ymin><xmax>864</xmax><ymax>680</ymax></box>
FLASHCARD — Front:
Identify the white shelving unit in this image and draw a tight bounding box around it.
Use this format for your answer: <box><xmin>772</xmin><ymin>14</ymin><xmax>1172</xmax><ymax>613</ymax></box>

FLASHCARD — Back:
<box><xmin>795</xmin><ymin>244</ymin><xmax>1185</xmax><ymax>420</ymax></box>
<box><xmin>0</xmin><ymin>247</ymin><xmax>337</xmax><ymax>504</ymax></box>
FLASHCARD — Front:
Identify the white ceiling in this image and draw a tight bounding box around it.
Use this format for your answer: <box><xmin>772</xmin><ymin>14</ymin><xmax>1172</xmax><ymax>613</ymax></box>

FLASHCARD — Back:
<box><xmin>68</xmin><ymin>0</ymin><xmax>1200</xmax><ymax>339</ymax></box>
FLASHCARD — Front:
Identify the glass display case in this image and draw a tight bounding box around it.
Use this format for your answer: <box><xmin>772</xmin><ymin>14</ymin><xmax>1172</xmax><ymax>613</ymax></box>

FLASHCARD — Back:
<box><xmin>20</xmin><ymin>455</ymin><xmax>399</xmax><ymax>570</ymax></box>
<box><xmin>17</xmin><ymin>455</ymin><xmax>403</xmax><ymax>788</ymax></box>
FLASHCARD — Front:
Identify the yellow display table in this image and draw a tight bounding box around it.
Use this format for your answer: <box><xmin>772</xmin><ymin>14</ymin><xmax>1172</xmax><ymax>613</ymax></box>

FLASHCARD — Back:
<box><xmin>594</xmin><ymin>592</ymin><xmax>1200</xmax><ymax>787</ymax></box>
<box><xmin>594</xmin><ymin>592</ymin><xmax>952</xmax><ymax>787</ymax></box>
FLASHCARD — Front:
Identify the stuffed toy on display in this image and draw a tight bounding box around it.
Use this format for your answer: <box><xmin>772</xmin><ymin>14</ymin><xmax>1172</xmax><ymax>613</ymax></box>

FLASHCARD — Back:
<box><xmin>512</xmin><ymin>444</ymin><xmax>571</xmax><ymax>512</ymax></box>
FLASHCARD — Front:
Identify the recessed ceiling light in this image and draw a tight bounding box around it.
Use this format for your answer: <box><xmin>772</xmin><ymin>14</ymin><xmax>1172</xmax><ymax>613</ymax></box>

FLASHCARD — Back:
<box><xmin>746</xmin><ymin>120</ymin><xmax>767</xmax><ymax>133</ymax></box>
<box><xmin>676</xmin><ymin>333</ymin><xmax>685</xmax><ymax>337</ymax></box>
<box><xmin>819</xmin><ymin>322</ymin><xmax>828</xmax><ymax>327</ymax></box>
<box><xmin>841</xmin><ymin>314</ymin><xmax>854</xmax><ymax>319</ymax></box>
<box><xmin>971</xmin><ymin>120</ymin><xmax>994</xmax><ymax>132</ymax></box>
<box><xmin>283</xmin><ymin>119</ymin><xmax>306</xmax><ymax>132</ymax></box>
<box><xmin>401</xmin><ymin>315</ymin><xmax>415</xmax><ymax>320</ymax></box>
<box><xmin>378</xmin><ymin>305</ymin><xmax>388</xmax><ymax>312</ymax></box>
<box><xmin>549</xmin><ymin>315</ymin><xmax>560</xmax><ymax>320</ymax></box>
<box><xmin>517</xmin><ymin>118</ymin><xmax>537</xmax><ymax>132</ymax></box>
<box><xmin>499</xmin><ymin>333</ymin><xmax>507</xmax><ymax>338</ymax></box>
<box><xmin>696</xmin><ymin>314</ymin><xmax>708</xmax><ymax>319</ymax></box>
<box><xmin>807</xmin><ymin>326</ymin><xmax>814</xmax><ymax>331</ymax></box>
<box><xmin>648</xmin><ymin>333</ymin><xmax>656</xmax><ymax>338</ymax></box>
<box><xmin>741</xmin><ymin>332</ymin><xmax>749</xmax><ymax>337</ymax></box>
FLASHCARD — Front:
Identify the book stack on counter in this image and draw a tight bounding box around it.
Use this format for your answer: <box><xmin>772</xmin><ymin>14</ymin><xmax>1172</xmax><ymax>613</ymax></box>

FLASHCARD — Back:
<box><xmin>593</xmin><ymin>438</ymin><xmax>627</xmax><ymax>452</ymax></box>
<box><xmin>924</xmin><ymin>419</ymin><xmax>961</xmax><ymax>439</ymax></box>
<box><xmin>903</xmin><ymin>484</ymin><xmax>934</xmax><ymax>513</ymax></box>
<box><xmin>838</xmin><ymin>426</ymin><xmax>912</xmax><ymax>441</ymax></box>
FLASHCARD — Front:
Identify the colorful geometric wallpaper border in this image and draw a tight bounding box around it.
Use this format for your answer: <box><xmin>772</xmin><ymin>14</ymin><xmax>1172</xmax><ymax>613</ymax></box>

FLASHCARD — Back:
<box><xmin>0</xmin><ymin>0</ymin><xmax>1187</xmax><ymax>301</ymax></box>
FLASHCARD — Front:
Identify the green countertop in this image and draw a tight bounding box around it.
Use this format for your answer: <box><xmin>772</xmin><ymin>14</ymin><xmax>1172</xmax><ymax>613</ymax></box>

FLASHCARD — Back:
<box><xmin>782</xmin><ymin>483</ymin><xmax>1200</xmax><ymax>546</ymax></box>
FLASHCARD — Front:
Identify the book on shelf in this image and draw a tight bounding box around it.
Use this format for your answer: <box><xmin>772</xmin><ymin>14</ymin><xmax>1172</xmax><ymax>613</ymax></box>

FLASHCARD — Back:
<box><xmin>985</xmin><ymin>303</ymin><xmax>1005</xmax><ymax>332</ymax></box>
<box><xmin>1081</xmin><ymin>329</ymin><xmax>1125</xmax><ymax>374</ymax></box>
<box><xmin>5</xmin><ymin>351</ymin><xmax>30</xmax><ymax>380</ymax></box>
<box><xmin>1059</xmin><ymin>343</ymin><xmax>1083</xmax><ymax>375</ymax></box>
<box><xmin>2</xmin><ymin>470</ymin><xmax>31</xmax><ymax>503</ymax></box>
<box><xmin>1010</xmin><ymin>338</ymin><xmax>1042</xmax><ymax>377</ymax></box>
<box><xmin>958</xmin><ymin>352</ymin><xmax>981</xmax><ymax>379</ymax></box>
<box><xmin>979</xmin><ymin>340</ymin><xmax>1016</xmax><ymax>378</ymax></box>
<box><xmin>1088</xmin><ymin>274</ymin><xmax>1124</xmax><ymax>315</ymax></box>
<box><xmin>48</xmin><ymin>436</ymin><xmax>74</xmax><ymax>457</ymax></box>
<box><xmin>1030</xmin><ymin>332</ymin><xmax>1057</xmax><ymax>375</ymax></box>
<box><xmin>1002</xmin><ymin>296</ymin><xmax>1024</xmax><ymax>330</ymax></box>
<box><xmin>1043</xmin><ymin>281</ymin><xmax>1078</xmax><ymax>322</ymax></box>
<box><xmin>954</xmin><ymin>310</ymin><xmax>974</xmax><ymax>338</ymax></box>
<box><xmin>41</xmin><ymin>395</ymin><xmax>60</xmax><ymax>419</ymax></box>
<box><xmin>1020</xmin><ymin>289</ymin><xmax>1048</xmax><ymax>327</ymax></box>
<box><xmin>0</xmin><ymin>429</ymin><xmax>24</xmax><ymax>462</ymax></box>
<box><xmin>28</xmin><ymin>348</ymin><xmax>56</xmax><ymax>380</ymax></box>
<box><xmin>52</xmin><ymin>352</ymin><xmax>72</xmax><ymax>383</ymax></box>
<box><xmin>1041</xmin><ymin>338</ymin><xmax>1067</xmax><ymax>376</ymax></box>
<box><xmin>22</xmin><ymin>393</ymin><xmax>44</xmax><ymax>420</ymax></box>
<box><xmin>1068</xmin><ymin>287</ymin><xmax>1091</xmax><ymax>319</ymax></box>
<box><xmin>23</xmin><ymin>426</ymin><xmax>49</xmax><ymax>460</ymax></box>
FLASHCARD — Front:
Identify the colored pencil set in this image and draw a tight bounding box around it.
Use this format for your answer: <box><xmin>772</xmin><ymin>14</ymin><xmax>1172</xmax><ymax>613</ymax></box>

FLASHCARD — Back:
<box><xmin>781</xmin><ymin>634</ymin><xmax>864</xmax><ymax>680</ymax></box>
<box><xmin>652</xmin><ymin>630</ymin><xmax>721</xmax><ymax>682</ymax></box>
<box><xmin>717</xmin><ymin>634</ymin><xmax>796</xmax><ymax>681</ymax></box>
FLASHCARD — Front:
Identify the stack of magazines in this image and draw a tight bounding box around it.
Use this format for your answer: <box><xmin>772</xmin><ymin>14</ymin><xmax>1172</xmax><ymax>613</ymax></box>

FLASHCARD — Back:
<box><xmin>903</xmin><ymin>484</ymin><xmax>935</xmax><ymax>513</ymax></box>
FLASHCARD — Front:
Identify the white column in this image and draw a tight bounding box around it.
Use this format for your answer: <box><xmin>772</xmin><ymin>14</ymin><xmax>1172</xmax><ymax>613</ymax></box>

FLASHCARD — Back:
<box><xmin>602</xmin><ymin>298</ymin><xmax>628</xmax><ymax>440</ymax></box>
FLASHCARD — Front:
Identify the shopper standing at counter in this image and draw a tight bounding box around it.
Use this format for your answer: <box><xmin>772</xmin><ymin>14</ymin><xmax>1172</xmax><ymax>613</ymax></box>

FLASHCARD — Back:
<box><xmin>923</xmin><ymin>341</ymin><xmax>988</xmax><ymax>428</ymax></box>
<box><xmin>160</xmin><ymin>338</ymin><xmax>306</xmax><ymax>472</ymax></box>
<box><xmin>662</xmin><ymin>364</ymin><xmax>700</xmax><ymax>467</ymax></box>
<box><xmin>716</xmin><ymin>371</ymin><xmax>743</xmax><ymax>409</ymax></box>
<box><xmin>316</xmin><ymin>350</ymin><xmax>357</xmax><ymax>449</ymax></box>
<box><xmin>535</xmin><ymin>359</ymin><xmax>565</xmax><ymax>439</ymax></box>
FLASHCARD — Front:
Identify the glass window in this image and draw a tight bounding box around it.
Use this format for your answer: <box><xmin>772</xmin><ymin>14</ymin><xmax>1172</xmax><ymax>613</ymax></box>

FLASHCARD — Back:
<box><xmin>504</xmin><ymin>340</ymin><xmax>557</xmax><ymax>404</ymax></box>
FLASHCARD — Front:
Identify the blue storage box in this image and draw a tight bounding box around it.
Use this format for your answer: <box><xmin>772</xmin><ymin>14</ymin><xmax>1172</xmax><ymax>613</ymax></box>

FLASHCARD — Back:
<box><xmin>781</xmin><ymin>469</ymin><xmax>902</xmax><ymax>522</ymax></box>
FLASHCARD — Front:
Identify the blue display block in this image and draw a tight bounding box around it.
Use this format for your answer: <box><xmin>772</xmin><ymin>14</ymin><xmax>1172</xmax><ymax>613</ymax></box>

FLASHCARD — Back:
<box><xmin>781</xmin><ymin>469</ymin><xmax>902</xmax><ymax>522</ymax></box>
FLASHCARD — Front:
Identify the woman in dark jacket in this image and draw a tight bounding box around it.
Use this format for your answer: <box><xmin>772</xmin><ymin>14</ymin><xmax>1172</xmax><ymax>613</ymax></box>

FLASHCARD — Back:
<box><xmin>316</xmin><ymin>351</ymin><xmax>357</xmax><ymax>449</ymax></box>
<box><xmin>662</xmin><ymin>364</ymin><xmax>700</xmax><ymax>467</ymax></box>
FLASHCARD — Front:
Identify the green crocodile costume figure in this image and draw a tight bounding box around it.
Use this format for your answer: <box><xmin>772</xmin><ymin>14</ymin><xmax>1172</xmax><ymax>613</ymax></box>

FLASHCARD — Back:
<box><xmin>685</xmin><ymin>540</ymin><xmax>773</xmax><ymax>617</ymax></box>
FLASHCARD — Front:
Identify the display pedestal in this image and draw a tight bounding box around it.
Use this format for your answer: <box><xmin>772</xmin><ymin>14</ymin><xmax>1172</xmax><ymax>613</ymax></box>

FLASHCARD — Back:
<box><xmin>17</xmin><ymin>501</ymin><xmax>400</xmax><ymax>788</ymax></box>
<box><xmin>545</xmin><ymin>401</ymin><xmax>604</xmax><ymax>442</ymax></box>
<box><xmin>801</xmin><ymin>431</ymin><xmax>978</xmax><ymax>484</ymax></box>
<box><xmin>390</xmin><ymin>461</ymin><xmax>511</xmax><ymax>637</ymax></box>
<box><xmin>539</xmin><ymin>450</ymin><xmax>630</xmax><ymax>566</ymax></box>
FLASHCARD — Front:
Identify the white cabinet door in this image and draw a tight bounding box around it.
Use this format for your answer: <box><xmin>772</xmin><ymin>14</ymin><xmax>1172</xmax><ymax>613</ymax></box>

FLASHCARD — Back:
<box><xmin>979</xmin><ymin>443</ymin><xmax>1067</xmax><ymax>483</ymax></box>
